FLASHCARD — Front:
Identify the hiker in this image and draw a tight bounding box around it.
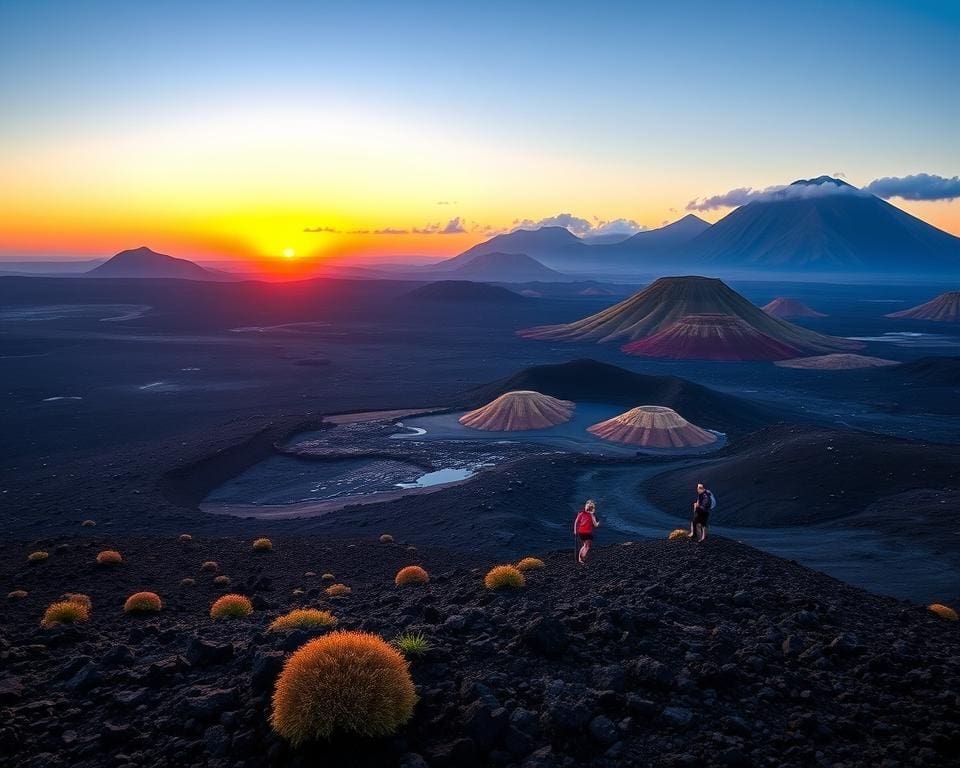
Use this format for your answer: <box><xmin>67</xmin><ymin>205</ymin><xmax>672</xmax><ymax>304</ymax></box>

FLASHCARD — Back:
<box><xmin>575</xmin><ymin>500</ymin><xmax>600</xmax><ymax>565</ymax></box>
<box><xmin>689</xmin><ymin>482</ymin><xmax>714</xmax><ymax>542</ymax></box>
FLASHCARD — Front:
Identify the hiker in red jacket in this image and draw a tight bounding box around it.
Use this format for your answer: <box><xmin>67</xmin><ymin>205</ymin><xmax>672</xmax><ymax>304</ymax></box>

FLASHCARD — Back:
<box><xmin>575</xmin><ymin>500</ymin><xmax>600</xmax><ymax>565</ymax></box>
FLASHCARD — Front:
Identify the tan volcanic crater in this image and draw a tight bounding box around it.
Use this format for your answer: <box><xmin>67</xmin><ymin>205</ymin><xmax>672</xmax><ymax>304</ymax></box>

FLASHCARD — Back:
<box><xmin>775</xmin><ymin>353</ymin><xmax>899</xmax><ymax>370</ymax></box>
<box><xmin>587</xmin><ymin>405</ymin><xmax>717</xmax><ymax>448</ymax></box>
<box><xmin>887</xmin><ymin>292</ymin><xmax>960</xmax><ymax>322</ymax></box>
<box><xmin>762</xmin><ymin>297</ymin><xmax>827</xmax><ymax>318</ymax></box>
<box><xmin>458</xmin><ymin>390</ymin><xmax>575</xmax><ymax>431</ymax></box>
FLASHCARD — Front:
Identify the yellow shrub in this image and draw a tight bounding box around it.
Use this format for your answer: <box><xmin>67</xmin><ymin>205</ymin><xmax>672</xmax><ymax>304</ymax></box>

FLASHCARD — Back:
<box><xmin>201</xmin><ymin>561</ymin><xmax>219</xmax><ymax>573</ymax></box>
<box><xmin>268</xmin><ymin>608</ymin><xmax>337</xmax><ymax>633</ymax></box>
<box><xmin>395</xmin><ymin>565</ymin><xmax>429</xmax><ymax>587</ymax></box>
<box><xmin>516</xmin><ymin>557</ymin><xmax>545</xmax><ymax>572</ymax></box>
<box><xmin>214</xmin><ymin>575</ymin><xmax>230</xmax><ymax>587</ymax></box>
<box><xmin>271</xmin><ymin>631</ymin><xmax>416</xmax><ymax>744</ymax></box>
<box><xmin>179</xmin><ymin>534</ymin><xmax>192</xmax><ymax>543</ymax></box>
<box><xmin>41</xmin><ymin>600</ymin><xmax>90</xmax><ymax>628</ymax></box>
<box><xmin>325</xmin><ymin>583</ymin><xmax>352</xmax><ymax>597</ymax></box>
<box><xmin>252</xmin><ymin>537</ymin><xmax>273</xmax><ymax>552</ymax></box>
<box><xmin>180</xmin><ymin>578</ymin><xmax>196</xmax><ymax>587</ymax></box>
<box><xmin>124</xmin><ymin>591</ymin><xmax>162</xmax><ymax>614</ymax></box>
<box><xmin>28</xmin><ymin>551</ymin><xmax>48</xmax><ymax>563</ymax></box>
<box><xmin>484</xmin><ymin>565</ymin><xmax>525</xmax><ymax>590</ymax></box>
<box><xmin>929</xmin><ymin>603</ymin><xmax>958</xmax><ymax>622</ymax></box>
<box><xmin>8</xmin><ymin>590</ymin><xmax>28</xmax><ymax>600</ymax></box>
<box><xmin>81</xmin><ymin>519</ymin><xmax>96</xmax><ymax>527</ymax></box>
<box><xmin>321</xmin><ymin>573</ymin><xmax>335</xmax><ymax>582</ymax></box>
<box><xmin>668</xmin><ymin>528</ymin><xmax>689</xmax><ymax>540</ymax></box>
<box><xmin>96</xmin><ymin>550</ymin><xmax>122</xmax><ymax>565</ymax></box>
<box><xmin>210</xmin><ymin>594</ymin><xmax>253</xmax><ymax>619</ymax></box>
<box><xmin>62</xmin><ymin>593</ymin><xmax>92</xmax><ymax>611</ymax></box>
<box><xmin>379</xmin><ymin>534</ymin><xmax>394</xmax><ymax>544</ymax></box>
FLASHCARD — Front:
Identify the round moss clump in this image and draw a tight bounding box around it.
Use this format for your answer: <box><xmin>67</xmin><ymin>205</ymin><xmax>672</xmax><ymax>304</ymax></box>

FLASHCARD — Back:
<box><xmin>210</xmin><ymin>594</ymin><xmax>253</xmax><ymax>620</ymax></box>
<box><xmin>8</xmin><ymin>590</ymin><xmax>28</xmax><ymax>600</ymax></box>
<box><xmin>268</xmin><ymin>608</ymin><xmax>338</xmax><ymax>633</ymax></box>
<box><xmin>81</xmin><ymin>519</ymin><xmax>96</xmax><ymax>527</ymax></box>
<box><xmin>252</xmin><ymin>537</ymin><xmax>273</xmax><ymax>552</ymax></box>
<box><xmin>41</xmin><ymin>600</ymin><xmax>90</xmax><ymax>628</ymax></box>
<box><xmin>28</xmin><ymin>551</ymin><xmax>49</xmax><ymax>564</ymax></box>
<box><xmin>484</xmin><ymin>565</ymin><xmax>525</xmax><ymax>591</ymax></box>
<box><xmin>516</xmin><ymin>557</ymin><xmax>545</xmax><ymax>572</ymax></box>
<box><xmin>379</xmin><ymin>534</ymin><xmax>394</xmax><ymax>544</ymax></box>
<box><xmin>929</xmin><ymin>603</ymin><xmax>959</xmax><ymax>622</ymax></box>
<box><xmin>668</xmin><ymin>528</ymin><xmax>690</xmax><ymax>540</ymax></box>
<box><xmin>321</xmin><ymin>573</ymin><xmax>335</xmax><ymax>582</ymax></box>
<box><xmin>201</xmin><ymin>560</ymin><xmax>219</xmax><ymax>573</ymax></box>
<box><xmin>179</xmin><ymin>534</ymin><xmax>193</xmax><ymax>544</ymax></box>
<box><xmin>96</xmin><ymin>549</ymin><xmax>123</xmax><ymax>565</ymax></box>
<box><xmin>124</xmin><ymin>591</ymin><xmax>162</xmax><ymax>614</ymax></box>
<box><xmin>61</xmin><ymin>593</ymin><xmax>92</xmax><ymax>611</ymax></box>
<box><xmin>180</xmin><ymin>578</ymin><xmax>196</xmax><ymax>588</ymax></box>
<box><xmin>395</xmin><ymin>565</ymin><xmax>429</xmax><ymax>587</ymax></box>
<box><xmin>271</xmin><ymin>631</ymin><xmax>416</xmax><ymax>744</ymax></box>
<box><xmin>325</xmin><ymin>583</ymin><xmax>352</xmax><ymax>597</ymax></box>
<box><xmin>213</xmin><ymin>575</ymin><xmax>230</xmax><ymax>587</ymax></box>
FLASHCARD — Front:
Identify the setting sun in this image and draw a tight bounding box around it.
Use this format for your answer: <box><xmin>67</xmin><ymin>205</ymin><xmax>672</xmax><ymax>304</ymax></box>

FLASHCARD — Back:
<box><xmin>282</xmin><ymin>247</ymin><xmax>296</xmax><ymax>259</ymax></box>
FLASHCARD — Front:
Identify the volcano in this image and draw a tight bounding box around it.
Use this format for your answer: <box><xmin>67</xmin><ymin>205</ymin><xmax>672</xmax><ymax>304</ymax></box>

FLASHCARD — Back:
<box><xmin>587</xmin><ymin>405</ymin><xmax>717</xmax><ymax>448</ymax></box>
<box><xmin>458</xmin><ymin>390</ymin><xmax>574</xmax><ymax>431</ymax></box>
<box><xmin>762</xmin><ymin>297</ymin><xmax>827</xmax><ymax>318</ymax></box>
<box><xmin>87</xmin><ymin>247</ymin><xmax>214</xmax><ymax>280</ymax></box>
<box><xmin>431</xmin><ymin>252</ymin><xmax>566</xmax><ymax>282</ymax></box>
<box><xmin>621</xmin><ymin>314</ymin><xmax>803</xmax><ymax>361</ymax></box>
<box><xmin>403</xmin><ymin>281</ymin><xmax>524</xmax><ymax>303</ymax></box>
<box><xmin>683</xmin><ymin>176</ymin><xmax>960</xmax><ymax>275</ymax></box>
<box><xmin>886</xmin><ymin>292</ymin><xmax>960</xmax><ymax>322</ymax></box>
<box><xmin>519</xmin><ymin>276</ymin><xmax>858</xmax><ymax>356</ymax></box>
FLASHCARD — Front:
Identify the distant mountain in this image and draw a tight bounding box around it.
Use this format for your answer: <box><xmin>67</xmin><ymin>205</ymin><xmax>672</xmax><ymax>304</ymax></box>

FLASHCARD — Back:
<box><xmin>402</xmin><ymin>280</ymin><xmax>525</xmax><ymax>303</ymax></box>
<box><xmin>88</xmin><ymin>247</ymin><xmax>214</xmax><ymax>279</ymax></box>
<box><xmin>429</xmin><ymin>252</ymin><xmax>567</xmax><ymax>282</ymax></box>
<box><xmin>444</xmin><ymin>226</ymin><xmax>588</xmax><ymax>270</ymax></box>
<box><xmin>447</xmin><ymin>217</ymin><xmax>710</xmax><ymax>273</ymax></box>
<box><xmin>682</xmin><ymin>176</ymin><xmax>960</xmax><ymax>274</ymax></box>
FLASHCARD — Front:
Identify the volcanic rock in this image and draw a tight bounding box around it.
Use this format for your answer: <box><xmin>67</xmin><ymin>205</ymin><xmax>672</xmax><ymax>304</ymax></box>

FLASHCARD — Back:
<box><xmin>587</xmin><ymin>406</ymin><xmax>718</xmax><ymax>448</ymax></box>
<box><xmin>459</xmin><ymin>391</ymin><xmax>575</xmax><ymax>431</ymax></box>
<box><xmin>762</xmin><ymin>297</ymin><xmax>827</xmax><ymax>318</ymax></box>
<box><xmin>886</xmin><ymin>291</ymin><xmax>960</xmax><ymax>322</ymax></box>
<box><xmin>403</xmin><ymin>280</ymin><xmax>525</xmax><ymax>303</ymax></box>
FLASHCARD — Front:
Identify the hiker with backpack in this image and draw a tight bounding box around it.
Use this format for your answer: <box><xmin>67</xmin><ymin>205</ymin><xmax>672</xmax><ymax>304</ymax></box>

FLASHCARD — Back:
<box><xmin>689</xmin><ymin>482</ymin><xmax>715</xmax><ymax>543</ymax></box>
<box><xmin>575</xmin><ymin>500</ymin><xmax>600</xmax><ymax>565</ymax></box>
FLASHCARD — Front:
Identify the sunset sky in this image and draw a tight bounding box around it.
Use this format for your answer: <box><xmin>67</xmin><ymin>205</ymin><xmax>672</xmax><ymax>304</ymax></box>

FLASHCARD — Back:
<box><xmin>1</xmin><ymin>0</ymin><xmax>958</xmax><ymax>268</ymax></box>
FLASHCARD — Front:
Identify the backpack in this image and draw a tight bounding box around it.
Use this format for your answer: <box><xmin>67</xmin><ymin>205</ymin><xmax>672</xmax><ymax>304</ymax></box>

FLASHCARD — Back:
<box><xmin>706</xmin><ymin>491</ymin><xmax>717</xmax><ymax>511</ymax></box>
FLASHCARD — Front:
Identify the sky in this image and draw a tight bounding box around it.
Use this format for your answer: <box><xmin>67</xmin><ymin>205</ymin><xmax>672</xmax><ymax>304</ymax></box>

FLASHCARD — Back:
<box><xmin>1</xmin><ymin>0</ymin><xmax>958</xmax><ymax>269</ymax></box>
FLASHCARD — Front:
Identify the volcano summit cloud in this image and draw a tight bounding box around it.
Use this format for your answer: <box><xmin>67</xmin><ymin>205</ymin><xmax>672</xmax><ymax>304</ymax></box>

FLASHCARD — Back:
<box><xmin>863</xmin><ymin>174</ymin><xmax>960</xmax><ymax>202</ymax></box>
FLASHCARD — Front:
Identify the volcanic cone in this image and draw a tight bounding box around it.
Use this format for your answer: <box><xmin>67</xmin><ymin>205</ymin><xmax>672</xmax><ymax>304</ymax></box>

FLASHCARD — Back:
<box><xmin>519</xmin><ymin>276</ymin><xmax>857</xmax><ymax>356</ymax></box>
<box><xmin>886</xmin><ymin>292</ymin><xmax>960</xmax><ymax>322</ymax></box>
<box><xmin>587</xmin><ymin>406</ymin><xmax>717</xmax><ymax>448</ymax></box>
<box><xmin>621</xmin><ymin>314</ymin><xmax>802</xmax><ymax>361</ymax></box>
<box><xmin>459</xmin><ymin>390</ymin><xmax>574</xmax><ymax>431</ymax></box>
<box><xmin>762</xmin><ymin>297</ymin><xmax>827</xmax><ymax>318</ymax></box>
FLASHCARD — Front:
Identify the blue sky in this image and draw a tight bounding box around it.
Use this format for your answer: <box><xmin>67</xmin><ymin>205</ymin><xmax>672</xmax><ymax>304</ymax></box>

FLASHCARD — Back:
<box><xmin>1</xmin><ymin>0</ymin><xmax>958</xmax><ymax>259</ymax></box>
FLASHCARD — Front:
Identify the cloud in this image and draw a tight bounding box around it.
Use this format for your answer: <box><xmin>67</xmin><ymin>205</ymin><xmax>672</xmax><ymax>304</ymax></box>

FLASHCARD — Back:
<box><xmin>863</xmin><ymin>173</ymin><xmax>960</xmax><ymax>202</ymax></box>
<box><xmin>304</xmin><ymin>217</ymin><xmax>466</xmax><ymax>236</ymax></box>
<box><xmin>686</xmin><ymin>179</ymin><xmax>862</xmax><ymax>211</ymax></box>
<box><xmin>512</xmin><ymin>212</ymin><xmax>646</xmax><ymax>237</ymax></box>
<box><xmin>436</xmin><ymin>200</ymin><xmax>458</xmax><ymax>205</ymax></box>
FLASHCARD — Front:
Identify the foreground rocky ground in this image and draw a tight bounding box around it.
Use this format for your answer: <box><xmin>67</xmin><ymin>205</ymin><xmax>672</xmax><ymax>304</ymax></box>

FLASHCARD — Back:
<box><xmin>2</xmin><ymin>535</ymin><xmax>959</xmax><ymax>768</ymax></box>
